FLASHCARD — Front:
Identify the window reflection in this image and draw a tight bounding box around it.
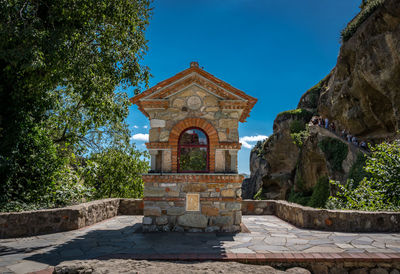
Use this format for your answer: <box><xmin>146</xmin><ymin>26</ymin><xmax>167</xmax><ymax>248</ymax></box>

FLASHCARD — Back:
<box><xmin>178</xmin><ymin>128</ymin><xmax>208</xmax><ymax>172</ymax></box>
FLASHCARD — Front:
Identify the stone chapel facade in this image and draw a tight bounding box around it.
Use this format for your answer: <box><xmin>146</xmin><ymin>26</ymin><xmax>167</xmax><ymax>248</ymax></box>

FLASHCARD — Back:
<box><xmin>130</xmin><ymin>62</ymin><xmax>257</xmax><ymax>232</ymax></box>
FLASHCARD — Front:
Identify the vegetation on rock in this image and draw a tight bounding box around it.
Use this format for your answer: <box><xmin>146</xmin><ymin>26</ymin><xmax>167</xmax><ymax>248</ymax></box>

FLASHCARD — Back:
<box><xmin>341</xmin><ymin>0</ymin><xmax>384</xmax><ymax>42</ymax></box>
<box><xmin>327</xmin><ymin>139</ymin><xmax>400</xmax><ymax>211</ymax></box>
<box><xmin>288</xmin><ymin>176</ymin><xmax>329</xmax><ymax>208</ymax></box>
<box><xmin>348</xmin><ymin>152</ymin><xmax>370</xmax><ymax>187</ymax></box>
<box><xmin>0</xmin><ymin>0</ymin><xmax>151</xmax><ymax>212</ymax></box>
<box><xmin>276</xmin><ymin>108</ymin><xmax>313</xmax><ymax>122</ymax></box>
<box><xmin>308</xmin><ymin>176</ymin><xmax>330</xmax><ymax>208</ymax></box>
<box><xmin>318</xmin><ymin>137</ymin><xmax>348</xmax><ymax>172</ymax></box>
<box><xmin>290</xmin><ymin>121</ymin><xmax>309</xmax><ymax>148</ymax></box>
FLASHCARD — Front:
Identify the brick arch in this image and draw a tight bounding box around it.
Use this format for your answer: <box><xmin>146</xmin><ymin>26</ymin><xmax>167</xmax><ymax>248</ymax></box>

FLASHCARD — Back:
<box><xmin>169</xmin><ymin>118</ymin><xmax>219</xmax><ymax>173</ymax></box>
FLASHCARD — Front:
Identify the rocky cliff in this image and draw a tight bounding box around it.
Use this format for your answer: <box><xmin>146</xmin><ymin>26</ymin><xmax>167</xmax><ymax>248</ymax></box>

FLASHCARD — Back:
<box><xmin>243</xmin><ymin>0</ymin><xmax>400</xmax><ymax>200</ymax></box>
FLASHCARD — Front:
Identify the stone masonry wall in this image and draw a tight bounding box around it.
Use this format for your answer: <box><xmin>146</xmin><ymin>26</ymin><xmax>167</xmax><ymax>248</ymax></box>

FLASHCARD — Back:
<box><xmin>0</xmin><ymin>199</ymin><xmax>120</xmax><ymax>238</ymax></box>
<box><xmin>242</xmin><ymin>200</ymin><xmax>400</xmax><ymax>233</ymax></box>
<box><xmin>142</xmin><ymin>174</ymin><xmax>243</xmax><ymax>232</ymax></box>
<box><xmin>2</xmin><ymin>198</ymin><xmax>400</xmax><ymax>238</ymax></box>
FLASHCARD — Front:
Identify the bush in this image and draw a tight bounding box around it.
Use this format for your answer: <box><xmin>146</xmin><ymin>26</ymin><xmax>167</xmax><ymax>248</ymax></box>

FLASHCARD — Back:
<box><xmin>348</xmin><ymin>152</ymin><xmax>369</xmax><ymax>187</ymax></box>
<box><xmin>318</xmin><ymin>137</ymin><xmax>348</xmax><ymax>172</ymax></box>
<box><xmin>288</xmin><ymin>188</ymin><xmax>311</xmax><ymax>206</ymax></box>
<box><xmin>341</xmin><ymin>0</ymin><xmax>384</xmax><ymax>42</ymax></box>
<box><xmin>327</xmin><ymin>139</ymin><xmax>400</xmax><ymax>211</ymax></box>
<box><xmin>290</xmin><ymin>120</ymin><xmax>306</xmax><ymax>134</ymax></box>
<box><xmin>82</xmin><ymin>146</ymin><xmax>149</xmax><ymax>199</ymax></box>
<box><xmin>308</xmin><ymin>176</ymin><xmax>330</xmax><ymax>208</ymax></box>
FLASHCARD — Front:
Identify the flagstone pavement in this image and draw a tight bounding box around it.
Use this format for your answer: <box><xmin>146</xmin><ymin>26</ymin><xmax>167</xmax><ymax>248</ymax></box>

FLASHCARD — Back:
<box><xmin>1</xmin><ymin>215</ymin><xmax>400</xmax><ymax>273</ymax></box>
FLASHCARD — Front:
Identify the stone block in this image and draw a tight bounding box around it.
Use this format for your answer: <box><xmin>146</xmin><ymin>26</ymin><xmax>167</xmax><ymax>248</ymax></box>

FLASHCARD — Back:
<box><xmin>182</xmin><ymin>183</ymin><xmax>207</xmax><ymax>192</ymax></box>
<box><xmin>203</xmin><ymin>96</ymin><xmax>218</xmax><ymax>106</ymax></box>
<box><xmin>167</xmin><ymin>207</ymin><xmax>185</xmax><ymax>216</ymax></box>
<box><xmin>156</xmin><ymin>216</ymin><xmax>168</xmax><ymax>225</ymax></box>
<box><xmin>173</xmin><ymin>226</ymin><xmax>184</xmax><ymax>232</ymax></box>
<box><xmin>226</xmin><ymin>202</ymin><xmax>241</xmax><ymax>210</ymax></box>
<box><xmin>201</xmin><ymin>206</ymin><xmax>219</xmax><ymax>216</ymax></box>
<box><xmin>188</xmin><ymin>228</ymin><xmax>203</xmax><ymax>232</ymax></box>
<box><xmin>149</xmin><ymin>128</ymin><xmax>160</xmax><ymax>142</ymax></box>
<box><xmin>142</xmin><ymin>217</ymin><xmax>153</xmax><ymax>225</ymax></box>
<box><xmin>143</xmin><ymin>187</ymin><xmax>165</xmax><ymax>197</ymax></box>
<box><xmin>144</xmin><ymin>206</ymin><xmax>161</xmax><ymax>217</ymax></box>
<box><xmin>177</xmin><ymin>214</ymin><xmax>208</xmax><ymax>228</ymax></box>
<box><xmin>205</xmin><ymin>226</ymin><xmax>220</xmax><ymax>232</ymax></box>
<box><xmin>211</xmin><ymin>216</ymin><xmax>233</xmax><ymax>226</ymax></box>
<box><xmin>221</xmin><ymin>189</ymin><xmax>235</xmax><ymax>197</ymax></box>
<box><xmin>236</xmin><ymin>188</ymin><xmax>242</xmax><ymax>198</ymax></box>
<box><xmin>219</xmin><ymin>119</ymin><xmax>238</xmax><ymax>129</ymax></box>
<box><xmin>210</xmin><ymin>192</ymin><xmax>220</xmax><ymax>198</ymax></box>
<box><xmin>150</xmin><ymin>119</ymin><xmax>166</xmax><ymax>128</ymax></box>
<box><xmin>234</xmin><ymin>211</ymin><xmax>242</xmax><ymax>225</ymax></box>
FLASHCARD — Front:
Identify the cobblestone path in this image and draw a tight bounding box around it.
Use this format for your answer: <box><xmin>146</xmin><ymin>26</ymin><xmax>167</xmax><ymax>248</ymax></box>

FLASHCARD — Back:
<box><xmin>1</xmin><ymin>215</ymin><xmax>400</xmax><ymax>273</ymax></box>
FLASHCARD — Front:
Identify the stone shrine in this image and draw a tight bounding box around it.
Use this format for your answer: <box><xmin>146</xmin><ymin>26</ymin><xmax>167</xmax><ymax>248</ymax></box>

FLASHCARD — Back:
<box><xmin>130</xmin><ymin>62</ymin><xmax>257</xmax><ymax>232</ymax></box>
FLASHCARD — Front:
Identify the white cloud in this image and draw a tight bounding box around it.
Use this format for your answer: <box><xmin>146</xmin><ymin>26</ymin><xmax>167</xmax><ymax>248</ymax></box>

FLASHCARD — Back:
<box><xmin>143</xmin><ymin>125</ymin><xmax>148</xmax><ymax>129</ymax></box>
<box><xmin>133</xmin><ymin>125</ymin><xmax>139</xmax><ymax>129</ymax></box>
<box><xmin>130</xmin><ymin>133</ymin><xmax>149</xmax><ymax>141</ymax></box>
<box><xmin>239</xmin><ymin>135</ymin><xmax>268</xmax><ymax>149</ymax></box>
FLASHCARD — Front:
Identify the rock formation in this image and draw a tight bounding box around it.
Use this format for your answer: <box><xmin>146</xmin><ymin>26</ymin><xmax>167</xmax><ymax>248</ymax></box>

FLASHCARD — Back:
<box><xmin>243</xmin><ymin>0</ymin><xmax>400</xmax><ymax>200</ymax></box>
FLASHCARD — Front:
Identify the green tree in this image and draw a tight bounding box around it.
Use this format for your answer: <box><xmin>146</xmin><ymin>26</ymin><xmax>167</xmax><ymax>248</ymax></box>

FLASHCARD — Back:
<box><xmin>82</xmin><ymin>146</ymin><xmax>149</xmax><ymax>199</ymax></box>
<box><xmin>0</xmin><ymin>0</ymin><xmax>152</xmax><ymax>209</ymax></box>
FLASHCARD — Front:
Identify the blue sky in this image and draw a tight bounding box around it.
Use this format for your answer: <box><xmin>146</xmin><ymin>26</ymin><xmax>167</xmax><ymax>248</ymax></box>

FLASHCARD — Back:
<box><xmin>127</xmin><ymin>0</ymin><xmax>361</xmax><ymax>174</ymax></box>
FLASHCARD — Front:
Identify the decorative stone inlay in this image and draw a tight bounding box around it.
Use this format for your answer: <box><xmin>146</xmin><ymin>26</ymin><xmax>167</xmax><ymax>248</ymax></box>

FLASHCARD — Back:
<box><xmin>186</xmin><ymin>193</ymin><xmax>200</xmax><ymax>211</ymax></box>
<box><xmin>187</xmin><ymin>95</ymin><xmax>202</xmax><ymax>110</ymax></box>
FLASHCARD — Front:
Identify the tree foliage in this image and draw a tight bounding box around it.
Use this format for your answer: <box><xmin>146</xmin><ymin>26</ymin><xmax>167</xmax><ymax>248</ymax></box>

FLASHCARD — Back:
<box><xmin>327</xmin><ymin>140</ymin><xmax>400</xmax><ymax>211</ymax></box>
<box><xmin>0</xmin><ymin>0</ymin><xmax>152</xmax><ymax>211</ymax></box>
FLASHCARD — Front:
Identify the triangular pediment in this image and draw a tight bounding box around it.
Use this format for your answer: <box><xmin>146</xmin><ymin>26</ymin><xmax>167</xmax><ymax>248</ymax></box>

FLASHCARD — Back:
<box><xmin>130</xmin><ymin>62</ymin><xmax>257</xmax><ymax>122</ymax></box>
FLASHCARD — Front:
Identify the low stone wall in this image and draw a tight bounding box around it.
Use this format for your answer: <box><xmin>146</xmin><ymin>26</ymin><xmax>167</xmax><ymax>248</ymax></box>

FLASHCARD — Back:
<box><xmin>2</xmin><ymin>198</ymin><xmax>400</xmax><ymax>238</ymax></box>
<box><xmin>0</xmin><ymin>199</ymin><xmax>121</xmax><ymax>238</ymax></box>
<box><xmin>242</xmin><ymin>200</ymin><xmax>400</xmax><ymax>233</ymax></box>
<box><xmin>119</xmin><ymin>199</ymin><xmax>144</xmax><ymax>215</ymax></box>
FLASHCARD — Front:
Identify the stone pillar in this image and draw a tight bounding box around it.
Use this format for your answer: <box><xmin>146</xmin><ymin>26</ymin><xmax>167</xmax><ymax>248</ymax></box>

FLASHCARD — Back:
<box><xmin>162</xmin><ymin>150</ymin><xmax>171</xmax><ymax>172</ymax></box>
<box><xmin>149</xmin><ymin>150</ymin><xmax>158</xmax><ymax>171</ymax></box>
<box><xmin>229</xmin><ymin>150</ymin><xmax>238</xmax><ymax>173</ymax></box>
<box><xmin>215</xmin><ymin>150</ymin><xmax>225</xmax><ymax>172</ymax></box>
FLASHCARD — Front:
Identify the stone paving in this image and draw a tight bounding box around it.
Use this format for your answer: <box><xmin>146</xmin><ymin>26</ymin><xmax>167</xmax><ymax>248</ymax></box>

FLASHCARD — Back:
<box><xmin>1</xmin><ymin>215</ymin><xmax>400</xmax><ymax>273</ymax></box>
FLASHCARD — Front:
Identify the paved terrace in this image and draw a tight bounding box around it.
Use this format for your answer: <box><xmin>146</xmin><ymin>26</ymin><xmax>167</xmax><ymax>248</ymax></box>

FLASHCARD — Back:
<box><xmin>1</xmin><ymin>216</ymin><xmax>400</xmax><ymax>273</ymax></box>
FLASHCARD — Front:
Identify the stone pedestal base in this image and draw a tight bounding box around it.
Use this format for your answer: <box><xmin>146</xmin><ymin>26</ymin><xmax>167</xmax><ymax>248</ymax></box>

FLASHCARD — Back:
<box><xmin>142</xmin><ymin>174</ymin><xmax>243</xmax><ymax>232</ymax></box>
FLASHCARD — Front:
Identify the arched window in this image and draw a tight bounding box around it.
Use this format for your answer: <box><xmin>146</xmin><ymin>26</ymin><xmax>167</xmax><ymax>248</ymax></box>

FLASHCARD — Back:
<box><xmin>178</xmin><ymin>128</ymin><xmax>209</xmax><ymax>173</ymax></box>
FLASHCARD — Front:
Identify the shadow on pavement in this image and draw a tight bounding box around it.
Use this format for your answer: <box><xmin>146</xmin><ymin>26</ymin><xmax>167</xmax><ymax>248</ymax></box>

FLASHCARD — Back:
<box><xmin>25</xmin><ymin>223</ymin><xmax>236</xmax><ymax>266</ymax></box>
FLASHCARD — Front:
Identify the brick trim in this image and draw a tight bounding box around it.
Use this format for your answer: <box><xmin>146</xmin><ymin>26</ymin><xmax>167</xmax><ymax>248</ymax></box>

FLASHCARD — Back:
<box><xmin>143</xmin><ymin>197</ymin><xmax>242</xmax><ymax>202</ymax></box>
<box><xmin>168</xmin><ymin>118</ymin><xmax>219</xmax><ymax>172</ymax></box>
<box><xmin>142</xmin><ymin>174</ymin><xmax>244</xmax><ymax>183</ymax></box>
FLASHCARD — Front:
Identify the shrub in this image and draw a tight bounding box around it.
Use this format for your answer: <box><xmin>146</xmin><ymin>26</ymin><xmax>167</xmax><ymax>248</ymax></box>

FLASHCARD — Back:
<box><xmin>318</xmin><ymin>137</ymin><xmax>348</xmax><ymax>172</ymax></box>
<box><xmin>288</xmin><ymin>189</ymin><xmax>311</xmax><ymax>206</ymax></box>
<box><xmin>291</xmin><ymin>126</ymin><xmax>310</xmax><ymax>148</ymax></box>
<box><xmin>348</xmin><ymin>152</ymin><xmax>369</xmax><ymax>187</ymax></box>
<box><xmin>308</xmin><ymin>176</ymin><xmax>330</xmax><ymax>208</ymax></box>
<box><xmin>290</xmin><ymin>120</ymin><xmax>306</xmax><ymax>134</ymax></box>
<box><xmin>341</xmin><ymin>0</ymin><xmax>384</xmax><ymax>42</ymax></box>
<box><xmin>327</xmin><ymin>139</ymin><xmax>400</xmax><ymax>211</ymax></box>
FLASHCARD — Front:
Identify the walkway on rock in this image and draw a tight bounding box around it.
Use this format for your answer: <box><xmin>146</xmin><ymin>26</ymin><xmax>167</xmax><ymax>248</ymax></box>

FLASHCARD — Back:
<box><xmin>1</xmin><ymin>215</ymin><xmax>399</xmax><ymax>273</ymax></box>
